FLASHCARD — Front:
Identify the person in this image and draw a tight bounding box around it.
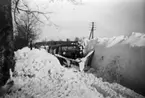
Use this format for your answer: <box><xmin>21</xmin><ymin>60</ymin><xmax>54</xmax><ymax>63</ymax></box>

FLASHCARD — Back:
<box><xmin>29</xmin><ymin>40</ymin><xmax>33</xmax><ymax>50</ymax></box>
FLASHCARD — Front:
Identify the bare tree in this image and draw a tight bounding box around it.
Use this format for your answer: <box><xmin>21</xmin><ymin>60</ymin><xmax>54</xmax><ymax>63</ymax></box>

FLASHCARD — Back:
<box><xmin>16</xmin><ymin>12</ymin><xmax>41</xmax><ymax>45</ymax></box>
<box><xmin>11</xmin><ymin>0</ymin><xmax>82</xmax><ymax>27</ymax></box>
<box><xmin>12</xmin><ymin>0</ymin><xmax>50</xmax><ymax>50</ymax></box>
<box><xmin>0</xmin><ymin>0</ymin><xmax>82</xmax><ymax>95</ymax></box>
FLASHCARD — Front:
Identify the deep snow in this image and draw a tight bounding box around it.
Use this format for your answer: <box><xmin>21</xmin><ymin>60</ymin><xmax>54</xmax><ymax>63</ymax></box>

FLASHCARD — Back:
<box><xmin>2</xmin><ymin>47</ymin><xmax>144</xmax><ymax>98</ymax></box>
<box><xmin>82</xmin><ymin>32</ymin><xmax>145</xmax><ymax>96</ymax></box>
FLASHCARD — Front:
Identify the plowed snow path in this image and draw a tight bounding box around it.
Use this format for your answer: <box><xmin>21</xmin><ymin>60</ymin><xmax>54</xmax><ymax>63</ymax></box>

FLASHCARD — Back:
<box><xmin>4</xmin><ymin>47</ymin><xmax>145</xmax><ymax>98</ymax></box>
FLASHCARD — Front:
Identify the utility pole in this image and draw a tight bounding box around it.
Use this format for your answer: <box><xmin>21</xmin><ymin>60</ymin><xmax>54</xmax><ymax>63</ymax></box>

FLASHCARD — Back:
<box><xmin>89</xmin><ymin>22</ymin><xmax>95</xmax><ymax>40</ymax></box>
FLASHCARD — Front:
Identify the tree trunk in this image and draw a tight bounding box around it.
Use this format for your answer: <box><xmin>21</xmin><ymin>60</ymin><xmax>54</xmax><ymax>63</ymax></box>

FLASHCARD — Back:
<box><xmin>0</xmin><ymin>0</ymin><xmax>15</xmax><ymax>86</ymax></box>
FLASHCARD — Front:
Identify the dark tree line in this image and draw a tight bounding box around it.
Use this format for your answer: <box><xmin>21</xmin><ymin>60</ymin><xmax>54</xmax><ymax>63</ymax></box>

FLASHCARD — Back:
<box><xmin>0</xmin><ymin>0</ymin><xmax>14</xmax><ymax>87</ymax></box>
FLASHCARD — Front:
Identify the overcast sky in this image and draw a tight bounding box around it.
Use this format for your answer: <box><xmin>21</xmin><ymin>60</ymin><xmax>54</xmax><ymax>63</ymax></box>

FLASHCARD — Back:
<box><xmin>27</xmin><ymin>0</ymin><xmax>145</xmax><ymax>41</ymax></box>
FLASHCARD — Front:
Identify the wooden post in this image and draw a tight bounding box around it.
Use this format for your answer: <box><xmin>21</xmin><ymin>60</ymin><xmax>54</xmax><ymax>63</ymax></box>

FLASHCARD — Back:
<box><xmin>89</xmin><ymin>22</ymin><xmax>95</xmax><ymax>40</ymax></box>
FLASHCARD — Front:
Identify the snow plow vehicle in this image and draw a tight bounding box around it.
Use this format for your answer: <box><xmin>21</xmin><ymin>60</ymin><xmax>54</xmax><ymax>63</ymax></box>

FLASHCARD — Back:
<box><xmin>34</xmin><ymin>41</ymin><xmax>84</xmax><ymax>59</ymax></box>
<box><xmin>34</xmin><ymin>41</ymin><xmax>94</xmax><ymax>71</ymax></box>
<box><xmin>48</xmin><ymin>41</ymin><xmax>84</xmax><ymax>59</ymax></box>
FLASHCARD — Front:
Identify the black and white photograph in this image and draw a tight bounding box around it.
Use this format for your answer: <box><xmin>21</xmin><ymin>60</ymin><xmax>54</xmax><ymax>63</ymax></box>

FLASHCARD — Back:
<box><xmin>0</xmin><ymin>0</ymin><xmax>145</xmax><ymax>98</ymax></box>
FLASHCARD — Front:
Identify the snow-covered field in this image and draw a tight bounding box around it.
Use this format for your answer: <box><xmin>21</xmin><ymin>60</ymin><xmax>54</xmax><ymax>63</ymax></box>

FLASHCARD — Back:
<box><xmin>3</xmin><ymin>47</ymin><xmax>144</xmax><ymax>98</ymax></box>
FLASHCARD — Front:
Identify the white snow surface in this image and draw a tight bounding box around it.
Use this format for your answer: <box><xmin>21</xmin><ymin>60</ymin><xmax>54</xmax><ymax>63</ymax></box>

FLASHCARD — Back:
<box><xmin>4</xmin><ymin>47</ymin><xmax>145</xmax><ymax>98</ymax></box>
<box><xmin>82</xmin><ymin>32</ymin><xmax>145</xmax><ymax>48</ymax></box>
<box><xmin>125</xmin><ymin>32</ymin><xmax>145</xmax><ymax>47</ymax></box>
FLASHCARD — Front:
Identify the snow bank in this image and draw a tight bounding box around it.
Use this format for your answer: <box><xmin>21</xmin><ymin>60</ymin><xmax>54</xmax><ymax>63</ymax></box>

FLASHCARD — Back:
<box><xmin>106</xmin><ymin>35</ymin><xmax>126</xmax><ymax>47</ymax></box>
<box><xmin>14</xmin><ymin>47</ymin><xmax>30</xmax><ymax>59</ymax></box>
<box><xmin>103</xmin><ymin>32</ymin><xmax>145</xmax><ymax>47</ymax></box>
<box><xmin>82</xmin><ymin>32</ymin><xmax>145</xmax><ymax>96</ymax></box>
<box><xmin>4</xmin><ymin>47</ymin><xmax>144</xmax><ymax>98</ymax></box>
<box><xmin>14</xmin><ymin>47</ymin><xmax>62</xmax><ymax>78</ymax></box>
<box><xmin>97</xmin><ymin>37</ymin><xmax>109</xmax><ymax>45</ymax></box>
<box><xmin>82</xmin><ymin>32</ymin><xmax>145</xmax><ymax>48</ymax></box>
<box><xmin>125</xmin><ymin>32</ymin><xmax>145</xmax><ymax>47</ymax></box>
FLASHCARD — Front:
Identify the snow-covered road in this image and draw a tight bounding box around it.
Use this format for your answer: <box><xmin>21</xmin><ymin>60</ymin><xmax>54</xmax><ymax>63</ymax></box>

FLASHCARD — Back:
<box><xmin>3</xmin><ymin>47</ymin><xmax>145</xmax><ymax>98</ymax></box>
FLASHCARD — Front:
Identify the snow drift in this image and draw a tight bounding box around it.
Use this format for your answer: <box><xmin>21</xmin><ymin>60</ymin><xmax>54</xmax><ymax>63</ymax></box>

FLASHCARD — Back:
<box><xmin>2</xmin><ymin>47</ymin><xmax>144</xmax><ymax>98</ymax></box>
<box><xmin>83</xmin><ymin>32</ymin><xmax>145</xmax><ymax>96</ymax></box>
